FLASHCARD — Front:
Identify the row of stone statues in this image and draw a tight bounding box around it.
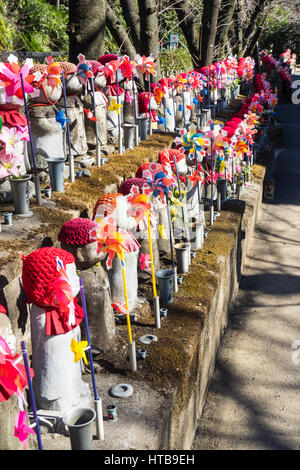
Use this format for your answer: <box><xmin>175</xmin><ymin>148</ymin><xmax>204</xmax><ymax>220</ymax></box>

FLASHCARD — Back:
<box><xmin>13</xmin><ymin>144</ymin><xmax>202</xmax><ymax>414</ymax></box>
<box><xmin>25</xmin><ymin>55</ymin><xmax>194</xmax><ymax>173</ymax></box>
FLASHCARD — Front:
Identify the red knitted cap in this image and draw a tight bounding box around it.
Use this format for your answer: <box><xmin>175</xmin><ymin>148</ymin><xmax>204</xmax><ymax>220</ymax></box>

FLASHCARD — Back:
<box><xmin>119</xmin><ymin>178</ymin><xmax>149</xmax><ymax>195</ymax></box>
<box><xmin>92</xmin><ymin>193</ymin><xmax>123</xmax><ymax>220</ymax></box>
<box><xmin>98</xmin><ymin>54</ymin><xmax>119</xmax><ymax>65</ymax></box>
<box><xmin>89</xmin><ymin>60</ymin><xmax>104</xmax><ymax>77</ymax></box>
<box><xmin>58</xmin><ymin>218</ymin><xmax>97</xmax><ymax>246</ymax></box>
<box><xmin>59</xmin><ymin>62</ymin><xmax>76</xmax><ymax>76</ymax></box>
<box><xmin>22</xmin><ymin>247</ymin><xmax>75</xmax><ymax>308</ymax></box>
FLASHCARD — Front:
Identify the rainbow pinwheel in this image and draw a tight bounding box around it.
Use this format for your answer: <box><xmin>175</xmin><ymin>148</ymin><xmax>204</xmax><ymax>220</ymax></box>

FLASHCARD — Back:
<box><xmin>70</xmin><ymin>338</ymin><xmax>88</xmax><ymax>365</ymax></box>
<box><xmin>127</xmin><ymin>184</ymin><xmax>156</xmax><ymax>231</ymax></box>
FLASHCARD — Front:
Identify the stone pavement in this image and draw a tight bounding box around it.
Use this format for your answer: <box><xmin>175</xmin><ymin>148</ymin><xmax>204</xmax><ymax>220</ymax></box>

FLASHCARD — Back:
<box><xmin>193</xmin><ymin>77</ymin><xmax>300</xmax><ymax>450</ymax></box>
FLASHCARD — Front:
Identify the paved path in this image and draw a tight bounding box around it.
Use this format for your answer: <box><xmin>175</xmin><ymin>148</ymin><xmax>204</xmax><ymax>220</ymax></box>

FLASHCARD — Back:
<box><xmin>193</xmin><ymin>79</ymin><xmax>300</xmax><ymax>450</ymax></box>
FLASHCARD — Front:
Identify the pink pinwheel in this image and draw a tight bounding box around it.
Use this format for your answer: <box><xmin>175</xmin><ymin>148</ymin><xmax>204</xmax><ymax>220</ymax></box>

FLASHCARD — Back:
<box><xmin>126</xmin><ymin>92</ymin><xmax>134</xmax><ymax>104</ymax></box>
<box><xmin>135</xmin><ymin>55</ymin><xmax>157</xmax><ymax>78</ymax></box>
<box><xmin>0</xmin><ymin>305</ymin><xmax>6</xmax><ymax>315</ymax></box>
<box><xmin>0</xmin><ymin>148</ymin><xmax>23</xmax><ymax>178</ymax></box>
<box><xmin>0</xmin><ymin>57</ymin><xmax>38</xmax><ymax>105</ymax></box>
<box><xmin>14</xmin><ymin>410</ymin><xmax>35</xmax><ymax>450</ymax></box>
<box><xmin>139</xmin><ymin>253</ymin><xmax>151</xmax><ymax>271</ymax></box>
<box><xmin>0</xmin><ymin>126</ymin><xmax>25</xmax><ymax>156</ymax></box>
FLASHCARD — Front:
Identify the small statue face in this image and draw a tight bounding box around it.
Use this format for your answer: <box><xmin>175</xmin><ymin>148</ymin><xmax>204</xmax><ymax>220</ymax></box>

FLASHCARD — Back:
<box><xmin>65</xmin><ymin>262</ymin><xmax>80</xmax><ymax>297</ymax></box>
<box><xmin>94</xmin><ymin>73</ymin><xmax>107</xmax><ymax>89</ymax></box>
<box><xmin>44</xmin><ymin>81</ymin><xmax>63</xmax><ymax>103</ymax></box>
<box><xmin>149</xmin><ymin>96</ymin><xmax>158</xmax><ymax>110</ymax></box>
<box><xmin>177</xmin><ymin>157</ymin><xmax>187</xmax><ymax>175</ymax></box>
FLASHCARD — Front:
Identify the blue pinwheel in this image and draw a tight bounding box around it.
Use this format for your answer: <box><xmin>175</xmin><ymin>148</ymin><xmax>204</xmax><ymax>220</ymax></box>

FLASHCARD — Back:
<box><xmin>158</xmin><ymin>115</ymin><xmax>166</xmax><ymax>125</ymax></box>
<box><xmin>56</xmin><ymin>109</ymin><xmax>69</xmax><ymax>129</ymax></box>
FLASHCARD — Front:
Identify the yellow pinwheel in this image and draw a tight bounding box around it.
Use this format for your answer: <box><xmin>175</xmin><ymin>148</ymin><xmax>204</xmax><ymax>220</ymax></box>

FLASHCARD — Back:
<box><xmin>70</xmin><ymin>338</ymin><xmax>89</xmax><ymax>365</ymax></box>
<box><xmin>159</xmin><ymin>224</ymin><xmax>167</xmax><ymax>239</ymax></box>
<box><xmin>108</xmin><ymin>99</ymin><xmax>123</xmax><ymax>115</ymax></box>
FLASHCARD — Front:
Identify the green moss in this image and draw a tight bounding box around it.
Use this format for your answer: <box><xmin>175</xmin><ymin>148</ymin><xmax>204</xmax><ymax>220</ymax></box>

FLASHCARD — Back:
<box><xmin>51</xmin><ymin>132</ymin><xmax>175</xmax><ymax>213</ymax></box>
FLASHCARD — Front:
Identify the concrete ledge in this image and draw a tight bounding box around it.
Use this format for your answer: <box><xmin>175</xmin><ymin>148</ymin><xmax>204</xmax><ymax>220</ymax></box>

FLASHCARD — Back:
<box><xmin>40</xmin><ymin>168</ymin><xmax>266</xmax><ymax>451</ymax></box>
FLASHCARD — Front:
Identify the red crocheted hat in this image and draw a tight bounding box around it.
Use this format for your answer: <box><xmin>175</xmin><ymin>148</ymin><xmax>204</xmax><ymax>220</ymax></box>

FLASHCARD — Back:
<box><xmin>22</xmin><ymin>247</ymin><xmax>75</xmax><ymax>307</ymax></box>
<box><xmin>158</xmin><ymin>148</ymin><xmax>185</xmax><ymax>172</ymax></box>
<box><xmin>29</xmin><ymin>64</ymin><xmax>47</xmax><ymax>88</ymax></box>
<box><xmin>136</xmin><ymin>162</ymin><xmax>163</xmax><ymax>179</ymax></box>
<box><xmin>138</xmin><ymin>92</ymin><xmax>153</xmax><ymax>113</ymax></box>
<box><xmin>92</xmin><ymin>193</ymin><xmax>123</xmax><ymax>220</ymax></box>
<box><xmin>22</xmin><ymin>247</ymin><xmax>83</xmax><ymax>336</ymax></box>
<box><xmin>119</xmin><ymin>178</ymin><xmax>149</xmax><ymax>196</ymax></box>
<box><xmin>89</xmin><ymin>60</ymin><xmax>105</xmax><ymax>77</ymax></box>
<box><xmin>98</xmin><ymin>54</ymin><xmax>118</xmax><ymax>65</ymax></box>
<box><xmin>59</xmin><ymin>61</ymin><xmax>76</xmax><ymax>76</ymax></box>
<box><xmin>58</xmin><ymin>218</ymin><xmax>97</xmax><ymax>246</ymax></box>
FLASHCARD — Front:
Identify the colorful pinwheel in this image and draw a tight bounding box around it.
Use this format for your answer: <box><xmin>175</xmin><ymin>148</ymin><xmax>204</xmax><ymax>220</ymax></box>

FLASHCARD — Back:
<box><xmin>14</xmin><ymin>410</ymin><xmax>35</xmax><ymax>450</ymax></box>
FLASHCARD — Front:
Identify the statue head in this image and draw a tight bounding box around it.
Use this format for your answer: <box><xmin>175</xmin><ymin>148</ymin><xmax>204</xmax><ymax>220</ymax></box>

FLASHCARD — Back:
<box><xmin>58</xmin><ymin>217</ymin><xmax>105</xmax><ymax>269</ymax></box>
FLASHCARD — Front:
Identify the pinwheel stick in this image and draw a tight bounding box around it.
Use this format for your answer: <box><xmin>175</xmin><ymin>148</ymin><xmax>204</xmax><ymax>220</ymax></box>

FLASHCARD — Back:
<box><xmin>115</xmin><ymin>71</ymin><xmax>123</xmax><ymax>154</ymax></box>
<box><xmin>20</xmin><ymin>73</ymin><xmax>42</xmax><ymax>206</ymax></box>
<box><xmin>182</xmin><ymin>90</ymin><xmax>186</xmax><ymax>126</ymax></box>
<box><xmin>210</xmin><ymin>139</ymin><xmax>214</xmax><ymax>225</ymax></box>
<box><xmin>21</xmin><ymin>341</ymin><xmax>43</xmax><ymax>450</ymax></box>
<box><xmin>148</xmin><ymin>74</ymin><xmax>152</xmax><ymax>135</ymax></box>
<box><xmin>89</xmin><ymin>76</ymin><xmax>101</xmax><ymax>166</ymax></box>
<box><xmin>79</xmin><ymin>278</ymin><xmax>104</xmax><ymax>440</ymax></box>
<box><xmin>173</xmin><ymin>157</ymin><xmax>189</xmax><ymax>243</ymax></box>
<box><xmin>131</xmin><ymin>74</ymin><xmax>139</xmax><ymax>146</ymax></box>
<box><xmin>147</xmin><ymin>210</ymin><xmax>160</xmax><ymax>328</ymax></box>
<box><xmin>194</xmin><ymin>151</ymin><xmax>203</xmax><ymax>220</ymax></box>
<box><xmin>61</xmin><ymin>71</ymin><xmax>74</xmax><ymax>182</ymax></box>
<box><xmin>171</xmin><ymin>85</ymin><xmax>176</xmax><ymax>133</ymax></box>
<box><xmin>120</xmin><ymin>248</ymin><xmax>137</xmax><ymax>371</ymax></box>
<box><xmin>147</xmin><ymin>210</ymin><xmax>157</xmax><ymax>298</ymax></box>
<box><xmin>166</xmin><ymin>194</ymin><xmax>178</xmax><ymax>293</ymax></box>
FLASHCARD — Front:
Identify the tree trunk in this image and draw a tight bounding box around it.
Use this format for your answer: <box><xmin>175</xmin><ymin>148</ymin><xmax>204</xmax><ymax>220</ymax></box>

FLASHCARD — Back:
<box><xmin>215</xmin><ymin>0</ymin><xmax>237</xmax><ymax>59</ymax></box>
<box><xmin>105</xmin><ymin>1</ymin><xmax>137</xmax><ymax>58</ymax></box>
<box><xmin>245</xmin><ymin>12</ymin><xmax>269</xmax><ymax>57</ymax></box>
<box><xmin>138</xmin><ymin>0</ymin><xmax>160</xmax><ymax>77</ymax></box>
<box><xmin>119</xmin><ymin>0</ymin><xmax>141</xmax><ymax>51</ymax></box>
<box><xmin>68</xmin><ymin>0</ymin><xmax>106</xmax><ymax>63</ymax></box>
<box><xmin>242</xmin><ymin>0</ymin><xmax>269</xmax><ymax>55</ymax></box>
<box><xmin>199</xmin><ymin>0</ymin><xmax>222</xmax><ymax>66</ymax></box>
<box><xmin>233</xmin><ymin>0</ymin><xmax>243</xmax><ymax>57</ymax></box>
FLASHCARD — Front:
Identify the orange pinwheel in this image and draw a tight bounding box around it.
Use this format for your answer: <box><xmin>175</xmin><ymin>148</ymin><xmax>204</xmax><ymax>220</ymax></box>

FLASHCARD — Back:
<box><xmin>187</xmin><ymin>170</ymin><xmax>203</xmax><ymax>187</ymax></box>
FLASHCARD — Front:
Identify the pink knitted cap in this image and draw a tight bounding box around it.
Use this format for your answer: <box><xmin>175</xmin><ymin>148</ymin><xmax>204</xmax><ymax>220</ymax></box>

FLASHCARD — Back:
<box><xmin>119</xmin><ymin>178</ymin><xmax>149</xmax><ymax>195</ymax></box>
<box><xmin>58</xmin><ymin>218</ymin><xmax>97</xmax><ymax>246</ymax></box>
